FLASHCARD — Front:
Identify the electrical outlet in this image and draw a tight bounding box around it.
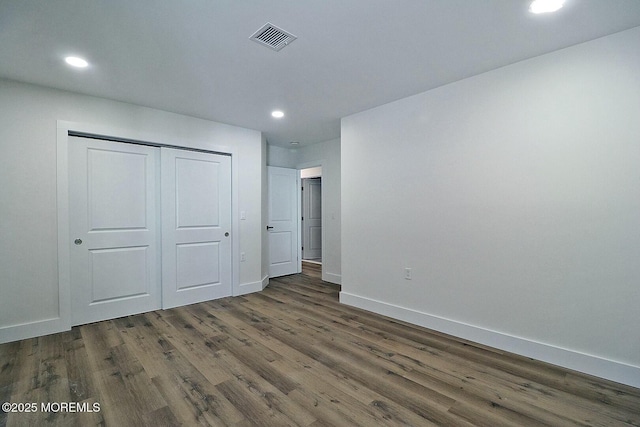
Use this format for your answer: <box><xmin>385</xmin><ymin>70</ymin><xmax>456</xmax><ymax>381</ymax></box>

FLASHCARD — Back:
<box><xmin>404</xmin><ymin>268</ymin><xmax>412</xmax><ymax>280</ymax></box>
<box><xmin>240</xmin><ymin>252</ymin><xmax>246</xmax><ymax>262</ymax></box>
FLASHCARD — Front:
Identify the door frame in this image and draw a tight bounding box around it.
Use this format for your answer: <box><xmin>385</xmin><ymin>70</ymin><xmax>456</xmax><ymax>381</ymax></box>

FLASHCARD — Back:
<box><xmin>298</xmin><ymin>161</ymin><xmax>325</xmax><ymax>277</ymax></box>
<box><xmin>56</xmin><ymin>120</ymin><xmax>239</xmax><ymax>333</ymax></box>
<box><xmin>301</xmin><ymin>176</ymin><xmax>322</xmax><ymax>261</ymax></box>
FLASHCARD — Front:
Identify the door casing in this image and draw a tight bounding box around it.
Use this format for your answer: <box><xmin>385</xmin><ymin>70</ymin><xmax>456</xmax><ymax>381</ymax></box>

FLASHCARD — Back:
<box><xmin>302</xmin><ymin>177</ymin><xmax>322</xmax><ymax>260</ymax></box>
<box><xmin>57</xmin><ymin>120</ymin><xmax>239</xmax><ymax>334</ymax></box>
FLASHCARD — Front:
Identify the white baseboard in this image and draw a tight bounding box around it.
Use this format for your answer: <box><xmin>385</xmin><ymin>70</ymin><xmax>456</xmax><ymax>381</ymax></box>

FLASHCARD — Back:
<box><xmin>339</xmin><ymin>292</ymin><xmax>640</xmax><ymax>389</ymax></box>
<box><xmin>322</xmin><ymin>272</ymin><xmax>341</xmax><ymax>285</ymax></box>
<box><xmin>0</xmin><ymin>317</ymin><xmax>69</xmax><ymax>345</ymax></box>
<box><xmin>2</xmin><ymin>275</ymin><xmax>273</xmax><ymax>343</ymax></box>
<box><xmin>236</xmin><ymin>277</ymin><xmax>268</xmax><ymax>296</ymax></box>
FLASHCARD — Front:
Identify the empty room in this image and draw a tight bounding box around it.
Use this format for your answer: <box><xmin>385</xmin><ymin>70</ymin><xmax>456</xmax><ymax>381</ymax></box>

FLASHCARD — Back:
<box><xmin>1</xmin><ymin>1</ymin><xmax>639</xmax><ymax>425</ymax></box>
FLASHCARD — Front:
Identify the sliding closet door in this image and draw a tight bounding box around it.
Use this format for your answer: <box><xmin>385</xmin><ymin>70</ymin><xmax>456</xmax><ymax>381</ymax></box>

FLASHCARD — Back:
<box><xmin>69</xmin><ymin>137</ymin><xmax>161</xmax><ymax>325</ymax></box>
<box><xmin>161</xmin><ymin>148</ymin><xmax>232</xmax><ymax>309</ymax></box>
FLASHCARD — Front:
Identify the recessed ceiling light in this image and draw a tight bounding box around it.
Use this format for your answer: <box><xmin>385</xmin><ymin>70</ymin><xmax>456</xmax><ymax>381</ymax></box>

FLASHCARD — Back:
<box><xmin>271</xmin><ymin>110</ymin><xmax>285</xmax><ymax>118</ymax></box>
<box><xmin>65</xmin><ymin>56</ymin><xmax>89</xmax><ymax>68</ymax></box>
<box><xmin>290</xmin><ymin>141</ymin><xmax>299</xmax><ymax>146</ymax></box>
<box><xmin>529</xmin><ymin>0</ymin><xmax>565</xmax><ymax>14</ymax></box>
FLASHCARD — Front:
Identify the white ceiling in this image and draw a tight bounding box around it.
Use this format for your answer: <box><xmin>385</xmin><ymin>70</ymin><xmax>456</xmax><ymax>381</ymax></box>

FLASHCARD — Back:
<box><xmin>1</xmin><ymin>0</ymin><xmax>640</xmax><ymax>147</ymax></box>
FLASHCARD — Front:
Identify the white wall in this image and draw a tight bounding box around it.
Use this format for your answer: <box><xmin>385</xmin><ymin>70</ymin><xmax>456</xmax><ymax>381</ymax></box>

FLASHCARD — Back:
<box><xmin>267</xmin><ymin>139</ymin><xmax>342</xmax><ymax>284</ymax></box>
<box><xmin>341</xmin><ymin>27</ymin><xmax>640</xmax><ymax>387</ymax></box>
<box><xmin>0</xmin><ymin>79</ymin><xmax>264</xmax><ymax>342</ymax></box>
<box><xmin>267</xmin><ymin>144</ymin><xmax>297</xmax><ymax>168</ymax></box>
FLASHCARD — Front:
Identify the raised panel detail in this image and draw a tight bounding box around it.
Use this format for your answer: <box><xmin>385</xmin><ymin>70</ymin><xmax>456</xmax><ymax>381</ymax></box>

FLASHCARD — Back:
<box><xmin>270</xmin><ymin>231</ymin><xmax>292</xmax><ymax>265</ymax></box>
<box><xmin>90</xmin><ymin>246</ymin><xmax>149</xmax><ymax>303</ymax></box>
<box><xmin>310</xmin><ymin>226</ymin><xmax>322</xmax><ymax>250</ymax></box>
<box><xmin>176</xmin><ymin>158</ymin><xmax>220</xmax><ymax>228</ymax></box>
<box><xmin>176</xmin><ymin>242</ymin><xmax>220</xmax><ymax>290</ymax></box>
<box><xmin>309</xmin><ymin>184</ymin><xmax>322</xmax><ymax>220</ymax></box>
<box><xmin>88</xmin><ymin>149</ymin><xmax>148</xmax><ymax>230</ymax></box>
<box><xmin>270</xmin><ymin>173</ymin><xmax>293</xmax><ymax>221</ymax></box>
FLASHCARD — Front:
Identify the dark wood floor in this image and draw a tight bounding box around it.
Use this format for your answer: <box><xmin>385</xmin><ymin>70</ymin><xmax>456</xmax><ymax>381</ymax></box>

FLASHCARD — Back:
<box><xmin>2</xmin><ymin>265</ymin><xmax>639</xmax><ymax>426</ymax></box>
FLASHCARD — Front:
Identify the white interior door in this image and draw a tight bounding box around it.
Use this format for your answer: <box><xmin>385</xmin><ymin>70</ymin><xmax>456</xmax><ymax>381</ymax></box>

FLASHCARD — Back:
<box><xmin>268</xmin><ymin>166</ymin><xmax>300</xmax><ymax>277</ymax></box>
<box><xmin>302</xmin><ymin>178</ymin><xmax>322</xmax><ymax>260</ymax></box>
<box><xmin>69</xmin><ymin>137</ymin><xmax>160</xmax><ymax>326</ymax></box>
<box><xmin>161</xmin><ymin>148</ymin><xmax>232</xmax><ymax>309</ymax></box>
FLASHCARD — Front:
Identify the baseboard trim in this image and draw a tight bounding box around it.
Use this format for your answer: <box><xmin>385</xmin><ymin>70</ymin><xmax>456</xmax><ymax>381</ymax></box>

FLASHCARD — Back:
<box><xmin>322</xmin><ymin>272</ymin><xmax>341</xmax><ymax>285</ymax></box>
<box><xmin>261</xmin><ymin>274</ymin><xmax>269</xmax><ymax>290</ymax></box>
<box><xmin>236</xmin><ymin>278</ymin><xmax>266</xmax><ymax>296</ymax></box>
<box><xmin>0</xmin><ymin>317</ymin><xmax>69</xmax><ymax>345</ymax></box>
<box><xmin>339</xmin><ymin>291</ymin><xmax>640</xmax><ymax>389</ymax></box>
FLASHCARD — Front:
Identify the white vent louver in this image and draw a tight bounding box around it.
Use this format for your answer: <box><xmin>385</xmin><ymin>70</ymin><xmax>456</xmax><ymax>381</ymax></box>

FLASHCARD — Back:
<box><xmin>250</xmin><ymin>23</ymin><xmax>297</xmax><ymax>51</ymax></box>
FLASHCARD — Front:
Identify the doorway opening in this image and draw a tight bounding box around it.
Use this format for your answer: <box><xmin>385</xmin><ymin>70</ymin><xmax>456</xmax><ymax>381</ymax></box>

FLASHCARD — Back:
<box><xmin>301</xmin><ymin>167</ymin><xmax>322</xmax><ymax>265</ymax></box>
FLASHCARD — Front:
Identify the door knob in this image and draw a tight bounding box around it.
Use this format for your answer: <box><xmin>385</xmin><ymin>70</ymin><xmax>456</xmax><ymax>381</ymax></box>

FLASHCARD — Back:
<box><xmin>74</xmin><ymin>238</ymin><xmax>83</xmax><ymax>245</ymax></box>
<box><xmin>266</xmin><ymin>226</ymin><xmax>274</xmax><ymax>230</ymax></box>
<box><xmin>224</xmin><ymin>232</ymin><xmax>229</xmax><ymax>237</ymax></box>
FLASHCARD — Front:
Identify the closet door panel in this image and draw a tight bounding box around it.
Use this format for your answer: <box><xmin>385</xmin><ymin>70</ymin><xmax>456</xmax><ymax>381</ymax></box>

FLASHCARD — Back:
<box><xmin>69</xmin><ymin>137</ymin><xmax>160</xmax><ymax>325</ymax></box>
<box><xmin>161</xmin><ymin>148</ymin><xmax>232</xmax><ymax>309</ymax></box>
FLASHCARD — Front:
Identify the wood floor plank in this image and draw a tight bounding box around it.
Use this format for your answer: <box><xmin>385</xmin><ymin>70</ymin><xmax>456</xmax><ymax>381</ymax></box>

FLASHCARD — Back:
<box><xmin>79</xmin><ymin>321</ymin><xmax>127</xmax><ymax>373</ymax></box>
<box><xmin>203</xmin><ymin>298</ymin><xmax>443</xmax><ymax>426</ymax></box>
<box><xmin>209</xmin><ymin>303</ymin><xmax>445</xmax><ymax>426</ymax></box>
<box><xmin>63</xmin><ymin>334</ymin><xmax>97</xmax><ymax>404</ymax></box>
<box><xmin>7</xmin><ymin>339</ymin><xmax>41</xmax><ymax>398</ymax></box>
<box><xmin>138</xmin><ymin>315</ymin><xmax>248</xmax><ymax>425</ymax></box>
<box><xmin>145</xmin><ymin>307</ymin><xmax>314</xmax><ymax>426</ymax></box>
<box><xmin>278</xmin><ymin>359</ymin><xmax>441</xmax><ymax>427</ymax></box>
<box><xmin>2</xmin><ymin>267</ymin><xmax>639</xmax><ymax>426</ymax></box>
<box><xmin>214</xmin><ymin>350</ymin><xmax>317</xmax><ymax>427</ymax></box>
<box><xmin>151</xmin><ymin>372</ymin><xmax>242</xmax><ymax>426</ymax></box>
<box><xmin>158</xmin><ymin>308</ymin><xmax>319</xmax><ymax>426</ymax></box>
<box><xmin>141</xmin><ymin>405</ymin><xmax>181</xmax><ymax>427</ymax></box>
<box><xmin>111</xmin><ymin>316</ymin><xmax>173</xmax><ymax>380</ymax></box>
<box><xmin>0</xmin><ymin>341</ymin><xmax>21</xmax><ymax>427</ymax></box>
<box><xmin>223</xmin><ymin>299</ymin><xmax>473</xmax><ymax>426</ymax></box>
<box><xmin>89</xmin><ymin>361</ymin><xmax>148</xmax><ymax>427</ymax></box>
<box><xmin>251</xmin><ymin>284</ymin><xmax>612</xmax><ymax>425</ymax></box>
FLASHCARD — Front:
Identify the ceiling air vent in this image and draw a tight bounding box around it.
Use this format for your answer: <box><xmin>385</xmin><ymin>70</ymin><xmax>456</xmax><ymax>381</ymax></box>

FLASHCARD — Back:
<box><xmin>250</xmin><ymin>23</ymin><xmax>297</xmax><ymax>51</ymax></box>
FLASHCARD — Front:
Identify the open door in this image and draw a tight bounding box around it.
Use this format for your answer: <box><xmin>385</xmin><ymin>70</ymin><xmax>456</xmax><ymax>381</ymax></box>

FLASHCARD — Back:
<box><xmin>268</xmin><ymin>166</ymin><xmax>300</xmax><ymax>277</ymax></box>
